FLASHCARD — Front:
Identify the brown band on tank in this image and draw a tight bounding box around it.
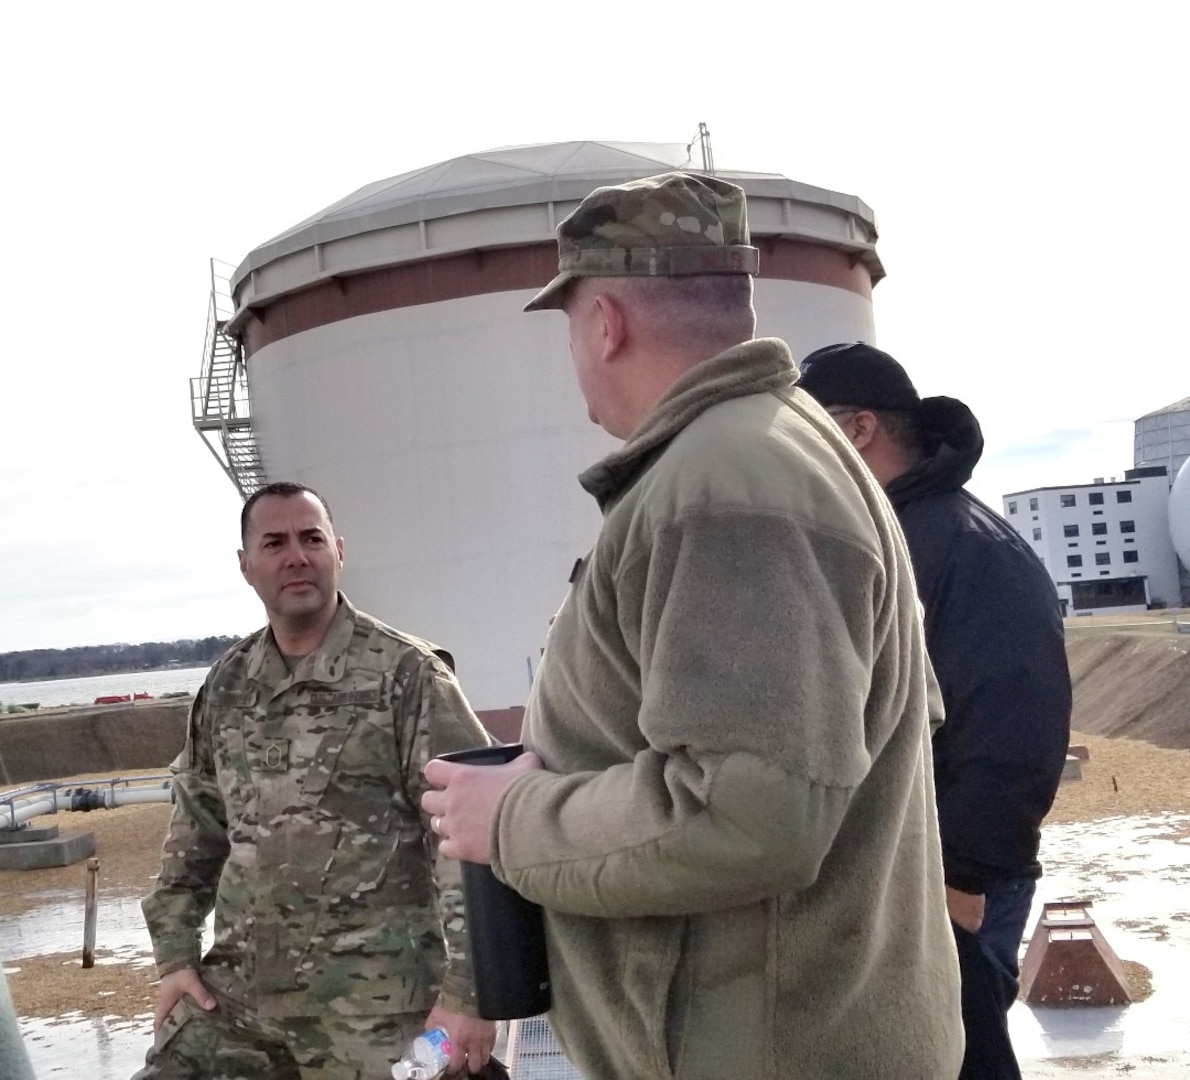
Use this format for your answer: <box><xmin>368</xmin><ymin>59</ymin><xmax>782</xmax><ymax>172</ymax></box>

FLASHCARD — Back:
<box><xmin>755</xmin><ymin>237</ymin><xmax>874</xmax><ymax>300</ymax></box>
<box><xmin>475</xmin><ymin>706</ymin><xmax>525</xmax><ymax>745</ymax></box>
<box><xmin>238</xmin><ymin>239</ymin><xmax>872</xmax><ymax>357</ymax></box>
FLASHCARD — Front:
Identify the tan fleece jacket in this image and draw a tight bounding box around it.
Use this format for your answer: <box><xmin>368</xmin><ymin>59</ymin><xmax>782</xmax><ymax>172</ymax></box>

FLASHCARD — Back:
<box><xmin>492</xmin><ymin>338</ymin><xmax>963</xmax><ymax>1079</ymax></box>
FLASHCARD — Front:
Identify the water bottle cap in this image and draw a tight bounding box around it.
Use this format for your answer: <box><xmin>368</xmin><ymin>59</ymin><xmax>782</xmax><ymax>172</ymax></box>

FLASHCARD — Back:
<box><xmin>390</xmin><ymin>1064</ymin><xmax>411</xmax><ymax>1080</ymax></box>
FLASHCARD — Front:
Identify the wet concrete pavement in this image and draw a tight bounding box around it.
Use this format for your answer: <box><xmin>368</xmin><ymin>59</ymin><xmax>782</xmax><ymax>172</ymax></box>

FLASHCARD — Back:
<box><xmin>4</xmin><ymin>813</ymin><xmax>1188</xmax><ymax>1079</ymax></box>
<box><xmin>20</xmin><ymin>1013</ymin><xmax>151</xmax><ymax>1078</ymax></box>
<box><xmin>1011</xmin><ymin>812</ymin><xmax>1190</xmax><ymax>1076</ymax></box>
<box><xmin>1</xmin><ymin>890</ymin><xmax>151</xmax><ymax>968</ymax></box>
<box><xmin>1</xmin><ymin>887</ymin><xmax>156</xmax><ymax>1078</ymax></box>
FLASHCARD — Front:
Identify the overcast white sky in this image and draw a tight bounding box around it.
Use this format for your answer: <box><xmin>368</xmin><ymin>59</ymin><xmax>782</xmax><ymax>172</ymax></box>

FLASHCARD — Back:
<box><xmin>0</xmin><ymin>1</ymin><xmax>1184</xmax><ymax>653</ymax></box>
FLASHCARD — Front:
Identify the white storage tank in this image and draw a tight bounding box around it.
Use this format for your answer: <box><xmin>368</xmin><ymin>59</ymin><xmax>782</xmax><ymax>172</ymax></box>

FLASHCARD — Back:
<box><xmin>1171</xmin><ymin>457</ymin><xmax>1190</xmax><ymax>568</ymax></box>
<box><xmin>1134</xmin><ymin>395</ymin><xmax>1190</xmax><ymax>478</ymax></box>
<box><xmin>222</xmin><ymin>141</ymin><xmax>886</xmax><ymax>720</ymax></box>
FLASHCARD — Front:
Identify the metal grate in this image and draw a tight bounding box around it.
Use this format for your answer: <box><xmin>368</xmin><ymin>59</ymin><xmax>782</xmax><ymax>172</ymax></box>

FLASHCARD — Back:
<box><xmin>506</xmin><ymin>1016</ymin><xmax>584</xmax><ymax>1080</ymax></box>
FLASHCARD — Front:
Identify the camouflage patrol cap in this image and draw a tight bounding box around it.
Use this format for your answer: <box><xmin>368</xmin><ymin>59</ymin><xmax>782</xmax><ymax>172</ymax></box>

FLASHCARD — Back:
<box><xmin>523</xmin><ymin>171</ymin><xmax>760</xmax><ymax>312</ymax></box>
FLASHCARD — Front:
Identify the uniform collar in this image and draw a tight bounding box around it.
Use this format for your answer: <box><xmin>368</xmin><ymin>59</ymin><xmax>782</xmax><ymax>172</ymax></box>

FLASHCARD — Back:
<box><xmin>246</xmin><ymin>593</ymin><xmax>358</xmax><ymax>690</ymax></box>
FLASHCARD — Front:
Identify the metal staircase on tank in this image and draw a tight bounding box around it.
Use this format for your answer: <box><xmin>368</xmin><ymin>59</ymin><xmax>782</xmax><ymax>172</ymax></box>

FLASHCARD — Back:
<box><xmin>190</xmin><ymin>258</ymin><xmax>266</xmax><ymax>499</ymax></box>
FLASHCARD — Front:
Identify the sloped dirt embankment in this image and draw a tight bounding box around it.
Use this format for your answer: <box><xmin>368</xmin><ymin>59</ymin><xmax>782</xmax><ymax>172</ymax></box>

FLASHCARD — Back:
<box><xmin>1067</xmin><ymin>634</ymin><xmax>1190</xmax><ymax>749</ymax></box>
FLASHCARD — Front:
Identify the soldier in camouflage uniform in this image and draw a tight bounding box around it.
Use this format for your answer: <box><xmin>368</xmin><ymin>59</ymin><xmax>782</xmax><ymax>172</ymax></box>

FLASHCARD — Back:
<box><xmin>135</xmin><ymin>481</ymin><xmax>497</xmax><ymax>1080</ymax></box>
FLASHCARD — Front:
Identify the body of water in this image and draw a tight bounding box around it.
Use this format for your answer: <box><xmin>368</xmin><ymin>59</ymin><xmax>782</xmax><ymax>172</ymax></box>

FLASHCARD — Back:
<box><xmin>0</xmin><ymin>667</ymin><xmax>210</xmax><ymax>709</ymax></box>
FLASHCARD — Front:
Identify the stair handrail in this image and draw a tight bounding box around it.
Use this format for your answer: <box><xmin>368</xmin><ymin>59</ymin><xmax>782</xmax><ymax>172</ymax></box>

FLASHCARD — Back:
<box><xmin>191</xmin><ymin>258</ymin><xmax>267</xmax><ymax>499</ymax></box>
<box><xmin>195</xmin><ymin>259</ymin><xmax>247</xmax><ymax>422</ymax></box>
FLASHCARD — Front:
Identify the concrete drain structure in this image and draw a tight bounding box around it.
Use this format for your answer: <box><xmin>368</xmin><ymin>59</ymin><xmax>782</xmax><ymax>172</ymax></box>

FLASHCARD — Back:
<box><xmin>0</xmin><ymin>823</ymin><xmax>95</xmax><ymax>871</ymax></box>
<box><xmin>1061</xmin><ymin>744</ymin><xmax>1089</xmax><ymax>782</ymax></box>
<box><xmin>1021</xmin><ymin>899</ymin><xmax>1133</xmax><ymax>1006</ymax></box>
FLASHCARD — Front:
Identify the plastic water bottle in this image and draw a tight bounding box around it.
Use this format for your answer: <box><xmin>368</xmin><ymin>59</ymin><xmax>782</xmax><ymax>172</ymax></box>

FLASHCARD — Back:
<box><xmin>391</xmin><ymin>1028</ymin><xmax>452</xmax><ymax>1080</ymax></box>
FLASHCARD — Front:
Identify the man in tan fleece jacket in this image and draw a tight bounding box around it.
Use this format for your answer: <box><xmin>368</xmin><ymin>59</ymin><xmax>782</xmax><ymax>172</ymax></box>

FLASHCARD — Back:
<box><xmin>423</xmin><ymin>173</ymin><xmax>963</xmax><ymax>1079</ymax></box>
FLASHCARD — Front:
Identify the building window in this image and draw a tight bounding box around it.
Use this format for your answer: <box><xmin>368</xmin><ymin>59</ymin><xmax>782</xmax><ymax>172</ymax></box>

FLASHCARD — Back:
<box><xmin>1117</xmin><ymin>490</ymin><xmax>1132</xmax><ymax>503</ymax></box>
<box><xmin>1029</xmin><ymin>497</ymin><xmax>1039</xmax><ymax>511</ymax></box>
<box><xmin>1008</xmin><ymin>501</ymin><xmax>1018</xmax><ymax>514</ymax></box>
<box><xmin>1070</xmin><ymin>576</ymin><xmax>1148</xmax><ymax>609</ymax></box>
<box><xmin>1099</xmin><ymin>570</ymin><xmax>1111</xmax><ymax>576</ymax></box>
<box><xmin>1071</xmin><ymin>572</ymin><xmax>1082</xmax><ymax>578</ymax></box>
<box><xmin>1064</xmin><ymin>524</ymin><xmax>1080</xmax><ymax>538</ymax></box>
<box><xmin>1067</xmin><ymin>555</ymin><xmax>1083</xmax><ymax>567</ymax></box>
<box><xmin>1095</xmin><ymin>552</ymin><xmax>1111</xmax><ymax>566</ymax></box>
<box><xmin>1032</xmin><ymin>528</ymin><xmax>1042</xmax><ymax>541</ymax></box>
<box><xmin>1093</xmin><ymin>510</ymin><xmax>1104</xmax><ymax>516</ymax></box>
<box><xmin>1089</xmin><ymin>492</ymin><xmax>1104</xmax><ymax>505</ymax></box>
<box><xmin>1096</xmin><ymin>541</ymin><xmax>1107</xmax><ymax>546</ymax></box>
<box><xmin>1123</xmin><ymin>550</ymin><xmax>1139</xmax><ymax>564</ymax></box>
<box><xmin>1124</xmin><ymin>537</ymin><xmax>1135</xmax><ymax>544</ymax></box>
<box><xmin>1120</xmin><ymin>520</ymin><xmax>1135</xmax><ymax>534</ymax></box>
<box><xmin>1060</xmin><ymin>494</ymin><xmax>1076</xmax><ymax>508</ymax></box>
<box><xmin>1092</xmin><ymin>522</ymin><xmax>1108</xmax><ymax>535</ymax></box>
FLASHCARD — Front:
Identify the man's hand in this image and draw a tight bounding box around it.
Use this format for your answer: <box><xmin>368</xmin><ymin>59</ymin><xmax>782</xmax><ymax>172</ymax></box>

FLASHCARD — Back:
<box><xmin>425</xmin><ymin>1003</ymin><xmax>497</xmax><ymax>1075</ymax></box>
<box><xmin>421</xmin><ymin>753</ymin><xmax>543</xmax><ymax>864</ymax></box>
<box><xmin>153</xmin><ymin>967</ymin><xmax>217</xmax><ymax>1033</ymax></box>
<box><xmin>946</xmin><ymin>886</ymin><xmax>986</xmax><ymax>934</ymax></box>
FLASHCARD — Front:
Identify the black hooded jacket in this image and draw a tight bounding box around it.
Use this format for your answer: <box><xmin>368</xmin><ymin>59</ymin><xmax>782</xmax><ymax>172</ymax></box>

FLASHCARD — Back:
<box><xmin>886</xmin><ymin>397</ymin><xmax>1071</xmax><ymax>893</ymax></box>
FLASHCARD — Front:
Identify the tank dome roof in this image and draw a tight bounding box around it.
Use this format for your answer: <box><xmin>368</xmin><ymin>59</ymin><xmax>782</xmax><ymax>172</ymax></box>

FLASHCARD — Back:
<box><xmin>231</xmin><ymin>140</ymin><xmax>881</xmax><ymax>299</ymax></box>
<box><xmin>1138</xmin><ymin>395</ymin><xmax>1190</xmax><ymax>421</ymax></box>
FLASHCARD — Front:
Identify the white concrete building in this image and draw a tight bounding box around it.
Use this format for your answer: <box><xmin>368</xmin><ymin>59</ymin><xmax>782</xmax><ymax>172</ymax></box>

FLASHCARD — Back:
<box><xmin>1003</xmin><ymin>467</ymin><xmax>1182</xmax><ymax>615</ymax></box>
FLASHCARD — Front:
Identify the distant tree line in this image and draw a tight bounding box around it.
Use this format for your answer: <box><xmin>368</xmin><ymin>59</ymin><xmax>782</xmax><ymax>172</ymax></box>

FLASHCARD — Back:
<box><xmin>0</xmin><ymin>637</ymin><xmax>241</xmax><ymax>683</ymax></box>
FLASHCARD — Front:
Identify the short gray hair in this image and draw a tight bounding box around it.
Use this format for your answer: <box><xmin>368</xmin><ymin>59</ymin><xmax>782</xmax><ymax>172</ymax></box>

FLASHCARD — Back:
<box><xmin>872</xmin><ymin>409</ymin><xmax>922</xmax><ymax>454</ymax></box>
<box><xmin>581</xmin><ymin>274</ymin><xmax>756</xmax><ymax>354</ymax></box>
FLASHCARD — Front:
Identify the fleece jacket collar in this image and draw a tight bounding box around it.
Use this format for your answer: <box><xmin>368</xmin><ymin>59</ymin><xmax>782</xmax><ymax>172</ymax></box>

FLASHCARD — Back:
<box><xmin>579</xmin><ymin>337</ymin><xmax>796</xmax><ymax>507</ymax></box>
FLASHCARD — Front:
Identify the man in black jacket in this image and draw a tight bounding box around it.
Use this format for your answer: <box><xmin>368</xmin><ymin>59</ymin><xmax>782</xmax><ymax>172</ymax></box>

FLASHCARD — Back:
<box><xmin>798</xmin><ymin>342</ymin><xmax>1071</xmax><ymax>1080</ymax></box>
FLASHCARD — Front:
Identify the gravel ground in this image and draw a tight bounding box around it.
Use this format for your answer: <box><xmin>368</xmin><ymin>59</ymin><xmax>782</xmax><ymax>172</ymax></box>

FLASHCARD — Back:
<box><xmin>1047</xmin><ymin>732</ymin><xmax>1190</xmax><ymax>823</ymax></box>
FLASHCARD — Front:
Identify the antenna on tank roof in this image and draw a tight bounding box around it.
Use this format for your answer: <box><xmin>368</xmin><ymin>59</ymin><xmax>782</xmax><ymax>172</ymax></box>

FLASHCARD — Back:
<box><xmin>686</xmin><ymin>122</ymin><xmax>715</xmax><ymax>175</ymax></box>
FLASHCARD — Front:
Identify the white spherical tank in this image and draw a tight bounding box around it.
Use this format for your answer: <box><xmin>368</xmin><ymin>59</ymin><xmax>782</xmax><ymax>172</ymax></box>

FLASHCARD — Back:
<box><xmin>1171</xmin><ymin>457</ymin><xmax>1190</xmax><ymax>567</ymax></box>
<box><xmin>224</xmin><ymin>142</ymin><xmax>886</xmax><ymax>718</ymax></box>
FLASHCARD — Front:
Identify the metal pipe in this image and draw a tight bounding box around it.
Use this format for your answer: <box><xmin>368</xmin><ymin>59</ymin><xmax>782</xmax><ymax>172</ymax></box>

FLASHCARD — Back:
<box><xmin>1</xmin><ymin>776</ymin><xmax>173</xmax><ymax>831</ymax></box>
<box><xmin>82</xmin><ymin>857</ymin><xmax>99</xmax><ymax>969</ymax></box>
<box><xmin>98</xmin><ymin>786</ymin><xmax>172</xmax><ymax>808</ymax></box>
<box><xmin>1</xmin><ymin>795</ymin><xmax>59</xmax><ymax>830</ymax></box>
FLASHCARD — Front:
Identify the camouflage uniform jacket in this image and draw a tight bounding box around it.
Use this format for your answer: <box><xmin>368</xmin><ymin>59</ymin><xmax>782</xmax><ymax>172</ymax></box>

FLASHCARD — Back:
<box><xmin>142</xmin><ymin>595</ymin><xmax>491</xmax><ymax>1020</ymax></box>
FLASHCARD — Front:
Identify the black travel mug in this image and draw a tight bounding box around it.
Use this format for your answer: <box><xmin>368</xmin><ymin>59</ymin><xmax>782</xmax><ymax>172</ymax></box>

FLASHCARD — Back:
<box><xmin>436</xmin><ymin>743</ymin><xmax>551</xmax><ymax>1019</ymax></box>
